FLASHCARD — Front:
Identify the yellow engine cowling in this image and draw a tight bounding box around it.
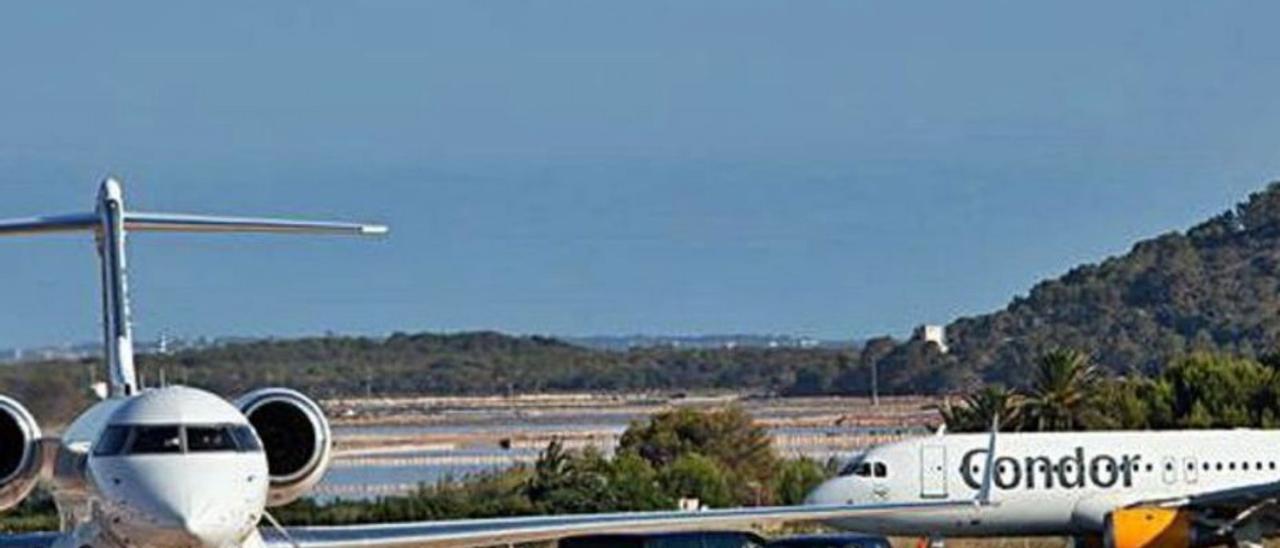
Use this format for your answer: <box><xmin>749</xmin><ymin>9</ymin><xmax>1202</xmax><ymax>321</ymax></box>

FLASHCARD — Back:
<box><xmin>1106</xmin><ymin>507</ymin><xmax>1194</xmax><ymax>548</ymax></box>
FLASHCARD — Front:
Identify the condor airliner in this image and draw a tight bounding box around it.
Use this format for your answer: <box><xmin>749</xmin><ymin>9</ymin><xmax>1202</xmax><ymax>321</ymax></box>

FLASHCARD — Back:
<box><xmin>0</xmin><ymin>178</ymin><xmax>977</xmax><ymax>548</ymax></box>
<box><xmin>804</xmin><ymin>428</ymin><xmax>1280</xmax><ymax>547</ymax></box>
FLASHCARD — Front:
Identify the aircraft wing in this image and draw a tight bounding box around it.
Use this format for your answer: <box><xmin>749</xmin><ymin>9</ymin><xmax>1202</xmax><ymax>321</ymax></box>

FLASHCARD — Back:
<box><xmin>1132</xmin><ymin>479</ymin><xmax>1280</xmax><ymax>512</ymax></box>
<box><xmin>261</xmin><ymin>501</ymin><xmax>966</xmax><ymax>547</ymax></box>
<box><xmin>1123</xmin><ymin>479</ymin><xmax>1280</xmax><ymax>538</ymax></box>
<box><xmin>1180</xmin><ymin>480</ymin><xmax>1280</xmax><ymax>511</ymax></box>
<box><xmin>0</xmin><ymin>532</ymin><xmax>59</xmax><ymax>547</ymax></box>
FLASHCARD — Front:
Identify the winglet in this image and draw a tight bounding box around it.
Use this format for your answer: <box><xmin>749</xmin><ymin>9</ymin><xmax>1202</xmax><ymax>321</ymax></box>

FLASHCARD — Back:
<box><xmin>976</xmin><ymin>413</ymin><xmax>999</xmax><ymax>507</ymax></box>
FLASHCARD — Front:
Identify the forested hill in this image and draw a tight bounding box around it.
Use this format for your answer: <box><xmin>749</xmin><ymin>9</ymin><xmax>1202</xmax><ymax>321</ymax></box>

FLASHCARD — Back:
<box><xmin>891</xmin><ymin>182</ymin><xmax>1280</xmax><ymax>390</ymax></box>
<box><xmin>150</xmin><ymin>332</ymin><xmax>843</xmax><ymax>396</ymax></box>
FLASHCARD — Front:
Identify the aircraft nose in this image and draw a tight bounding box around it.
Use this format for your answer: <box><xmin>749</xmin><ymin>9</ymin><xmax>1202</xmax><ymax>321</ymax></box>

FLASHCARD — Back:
<box><xmin>182</xmin><ymin>516</ymin><xmax>237</xmax><ymax>547</ymax></box>
<box><xmin>99</xmin><ymin>456</ymin><xmax>263</xmax><ymax>548</ymax></box>
<box><xmin>804</xmin><ymin>478</ymin><xmax>848</xmax><ymax>506</ymax></box>
<box><xmin>146</xmin><ymin>482</ymin><xmax>247</xmax><ymax>547</ymax></box>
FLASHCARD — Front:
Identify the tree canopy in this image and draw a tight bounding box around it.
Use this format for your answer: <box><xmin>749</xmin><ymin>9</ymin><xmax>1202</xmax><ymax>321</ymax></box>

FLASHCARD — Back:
<box><xmin>941</xmin><ymin>351</ymin><xmax>1280</xmax><ymax>432</ymax></box>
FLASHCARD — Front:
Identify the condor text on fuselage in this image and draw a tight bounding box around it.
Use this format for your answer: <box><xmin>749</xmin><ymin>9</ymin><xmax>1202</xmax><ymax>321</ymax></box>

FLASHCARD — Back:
<box><xmin>959</xmin><ymin>446</ymin><xmax>1142</xmax><ymax>491</ymax></box>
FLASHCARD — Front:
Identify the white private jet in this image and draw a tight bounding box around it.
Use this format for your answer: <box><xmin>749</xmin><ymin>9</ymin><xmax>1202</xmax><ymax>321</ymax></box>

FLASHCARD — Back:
<box><xmin>0</xmin><ymin>178</ymin><xmax>981</xmax><ymax>548</ymax></box>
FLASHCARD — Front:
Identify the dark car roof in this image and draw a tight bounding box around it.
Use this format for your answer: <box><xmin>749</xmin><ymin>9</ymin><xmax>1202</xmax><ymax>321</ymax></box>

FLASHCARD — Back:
<box><xmin>766</xmin><ymin>533</ymin><xmax>891</xmax><ymax>548</ymax></box>
<box><xmin>560</xmin><ymin>530</ymin><xmax>767</xmax><ymax>548</ymax></box>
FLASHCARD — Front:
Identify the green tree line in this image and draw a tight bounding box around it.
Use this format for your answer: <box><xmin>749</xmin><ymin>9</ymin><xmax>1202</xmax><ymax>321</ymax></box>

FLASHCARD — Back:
<box><xmin>938</xmin><ymin>349</ymin><xmax>1280</xmax><ymax>432</ymax></box>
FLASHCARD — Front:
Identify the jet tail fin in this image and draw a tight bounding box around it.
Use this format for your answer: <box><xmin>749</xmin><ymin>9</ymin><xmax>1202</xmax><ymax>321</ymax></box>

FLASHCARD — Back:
<box><xmin>0</xmin><ymin>178</ymin><xmax>386</xmax><ymax>398</ymax></box>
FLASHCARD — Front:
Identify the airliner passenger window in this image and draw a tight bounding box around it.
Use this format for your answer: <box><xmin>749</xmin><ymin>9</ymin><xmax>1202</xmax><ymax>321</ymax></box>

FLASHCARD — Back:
<box><xmin>187</xmin><ymin>426</ymin><xmax>237</xmax><ymax>452</ymax></box>
<box><xmin>94</xmin><ymin>425</ymin><xmax>130</xmax><ymax>456</ymax></box>
<box><xmin>130</xmin><ymin>426</ymin><xmax>182</xmax><ymax>454</ymax></box>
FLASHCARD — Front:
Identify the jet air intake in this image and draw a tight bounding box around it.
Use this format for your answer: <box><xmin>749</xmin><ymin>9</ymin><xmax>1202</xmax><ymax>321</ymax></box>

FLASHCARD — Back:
<box><xmin>236</xmin><ymin>388</ymin><xmax>332</xmax><ymax>507</ymax></box>
<box><xmin>0</xmin><ymin>396</ymin><xmax>42</xmax><ymax>511</ymax></box>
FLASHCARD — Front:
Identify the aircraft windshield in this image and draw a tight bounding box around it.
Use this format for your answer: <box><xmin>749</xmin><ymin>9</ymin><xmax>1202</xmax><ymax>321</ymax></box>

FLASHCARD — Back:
<box><xmin>838</xmin><ymin>457</ymin><xmax>888</xmax><ymax>478</ymax></box>
<box><xmin>838</xmin><ymin>456</ymin><xmax>867</xmax><ymax>477</ymax></box>
<box><xmin>131</xmin><ymin>426</ymin><xmax>183</xmax><ymax>454</ymax></box>
<box><xmin>187</xmin><ymin>426</ymin><xmax>238</xmax><ymax>452</ymax></box>
<box><xmin>93</xmin><ymin>424</ymin><xmax>263</xmax><ymax>456</ymax></box>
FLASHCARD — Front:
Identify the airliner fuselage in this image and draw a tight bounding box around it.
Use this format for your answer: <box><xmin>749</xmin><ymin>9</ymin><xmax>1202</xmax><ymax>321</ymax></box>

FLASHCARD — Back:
<box><xmin>808</xmin><ymin>429</ymin><xmax>1280</xmax><ymax>539</ymax></box>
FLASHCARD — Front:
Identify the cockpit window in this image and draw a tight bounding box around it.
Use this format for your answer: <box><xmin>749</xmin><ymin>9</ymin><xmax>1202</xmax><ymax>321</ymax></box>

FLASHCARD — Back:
<box><xmin>93</xmin><ymin>424</ymin><xmax>263</xmax><ymax>456</ymax></box>
<box><xmin>187</xmin><ymin>426</ymin><xmax>238</xmax><ymax>452</ymax></box>
<box><xmin>130</xmin><ymin>426</ymin><xmax>183</xmax><ymax>454</ymax></box>
<box><xmin>93</xmin><ymin>425</ymin><xmax>131</xmax><ymax>456</ymax></box>
<box><xmin>838</xmin><ymin>459</ymin><xmax>886</xmax><ymax>478</ymax></box>
<box><xmin>231</xmin><ymin>425</ymin><xmax>263</xmax><ymax>452</ymax></box>
<box><xmin>841</xmin><ymin>462</ymin><xmax>873</xmax><ymax>477</ymax></box>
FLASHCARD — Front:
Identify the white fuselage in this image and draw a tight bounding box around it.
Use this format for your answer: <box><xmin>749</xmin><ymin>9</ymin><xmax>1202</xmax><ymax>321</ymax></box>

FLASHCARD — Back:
<box><xmin>54</xmin><ymin>386</ymin><xmax>270</xmax><ymax>548</ymax></box>
<box><xmin>805</xmin><ymin>429</ymin><xmax>1280</xmax><ymax>537</ymax></box>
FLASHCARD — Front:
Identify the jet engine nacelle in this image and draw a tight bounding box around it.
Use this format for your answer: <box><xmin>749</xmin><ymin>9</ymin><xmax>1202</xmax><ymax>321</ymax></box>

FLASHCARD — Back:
<box><xmin>1105</xmin><ymin>507</ymin><xmax>1215</xmax><ymax>548</ymax></box>
<box><xmin>236</xmin><ymin>388</ymin><xmax>332</xmax><ymax>507</ymax></box>
<box><xmin>0</xmin><ymin>395</ymin><xmax>42</xmax><ymax>511</ymax></box>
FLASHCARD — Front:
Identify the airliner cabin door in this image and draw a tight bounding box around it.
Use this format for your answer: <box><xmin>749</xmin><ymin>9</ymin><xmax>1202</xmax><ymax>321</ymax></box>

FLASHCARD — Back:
<box><xmin>920</xmin><ymin>445</ymin><xmax>948</xmax><ymax>499</ymax></box>
<box><xmin>1162</xmin><ymin>457</ymin><xmax>1178</xmax><ymax>485</ymax></box>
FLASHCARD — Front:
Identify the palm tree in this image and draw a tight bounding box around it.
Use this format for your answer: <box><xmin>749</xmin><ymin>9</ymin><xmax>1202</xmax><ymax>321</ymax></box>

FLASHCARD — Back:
<box><xmin>1024</xmin><ymin>349</ymin><xmax>1101</xmax><ymax>431</ymax></box>
<box><xmin>935</xmin><ymin>385</ymin><xmax>1022</xmax><ymax>432</ymax></box>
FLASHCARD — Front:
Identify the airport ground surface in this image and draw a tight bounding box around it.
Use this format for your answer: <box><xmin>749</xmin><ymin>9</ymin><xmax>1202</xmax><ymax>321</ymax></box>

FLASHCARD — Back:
<box><xmin>317</xmin><ymin>394</ymin><xmax>940</xmax><ymax>498</ymax></box>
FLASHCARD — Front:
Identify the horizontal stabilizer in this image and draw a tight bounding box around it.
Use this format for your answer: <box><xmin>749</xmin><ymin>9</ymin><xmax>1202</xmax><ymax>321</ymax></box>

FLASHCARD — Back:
<box><xmin>123</xmin><ymin>212</ymin><xmax>387</xmax><ymax>236</ymax></box>
<box><xmin>0</xmin><ymin>212</ymin><xmax>386</xmax><ymax>237</ymax></box>
<box><xmin>0</xmin><ymin>213</ymin><xmax>98</xmax><ymax>235</ymax></box>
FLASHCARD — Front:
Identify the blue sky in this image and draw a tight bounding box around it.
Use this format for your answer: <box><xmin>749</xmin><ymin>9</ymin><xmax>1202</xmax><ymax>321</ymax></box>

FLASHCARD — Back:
<box><xmin>0</xmin><ymin>2</ymin><xmax>1278</xmax><ymax>346</ymax></box>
